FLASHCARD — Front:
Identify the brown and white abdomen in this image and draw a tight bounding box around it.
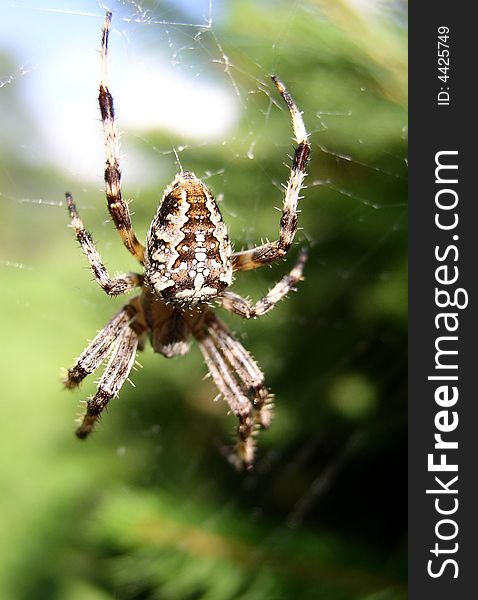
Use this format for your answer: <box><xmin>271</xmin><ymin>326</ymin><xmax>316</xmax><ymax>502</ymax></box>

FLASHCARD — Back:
<box><xmin>144</xmin><ymin>172</ymin><xmax>232</xmax><ymax>306</ymax></box>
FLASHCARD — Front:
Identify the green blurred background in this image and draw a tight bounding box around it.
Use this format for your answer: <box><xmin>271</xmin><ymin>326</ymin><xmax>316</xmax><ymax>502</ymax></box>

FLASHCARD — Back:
<box><xmin>0</xmin><ymin>1</ymin><xmax>407</xmax><ymax>598</ymax></box>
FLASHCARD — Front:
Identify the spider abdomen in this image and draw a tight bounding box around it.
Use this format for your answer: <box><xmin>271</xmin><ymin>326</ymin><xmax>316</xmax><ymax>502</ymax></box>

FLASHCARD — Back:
<box><xmin>144</xmin><ymin>172</ymin><xmax>232</xmax><ymax>306</ymax></box>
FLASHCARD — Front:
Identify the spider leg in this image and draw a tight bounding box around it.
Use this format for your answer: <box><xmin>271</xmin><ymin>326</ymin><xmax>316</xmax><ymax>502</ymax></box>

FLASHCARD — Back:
<box><xmin>194</xmin><ymin>311</ymin><xmax>273</xmax><ymax>470</ymax></box>
<box><xmin>64</xmin><ymin>301</ymin><xmax>138</xmax><ymax>388</ymax></box>
<box><xmin>99</xmin><ymin>11</ymin><xmax>145</xmax><ymax>263</ymax></box>
<box><xmin>76</xmin><ymin>323</ymin><xmax>139</xmax><ymax>439</ymax></box>
<box><xmin>220</xmin><ymin>248</ymin><xmax>307</xmax><ymax>318</ymax></box>
<box><xmin>232</xmin><ymin>77</ymin><xmax>310</xmax><ymax>272</ymax></box>
<box><xmin>66</xmin><ymin>193</ymin><xmax>142</xmax><ymax>295</ymax></box>
<box><xmin>206</xmin><ymin>315</ymin><xmax>273</xmax><ymax>429</ymax></box>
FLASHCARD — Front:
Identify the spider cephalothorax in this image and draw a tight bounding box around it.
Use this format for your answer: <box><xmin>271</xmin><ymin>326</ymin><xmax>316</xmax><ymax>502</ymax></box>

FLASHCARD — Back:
<box><xmin>64</xmin><ymin>12</ymin><xmax>310</xmax><ymax>469</ymax></box>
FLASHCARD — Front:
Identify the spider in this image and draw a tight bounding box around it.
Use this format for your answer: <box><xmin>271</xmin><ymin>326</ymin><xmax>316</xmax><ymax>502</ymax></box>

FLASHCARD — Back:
<box><xmin>64</xmin><ymin>12</ymin><xmax>310</xmax><ymax>470</ymax></box>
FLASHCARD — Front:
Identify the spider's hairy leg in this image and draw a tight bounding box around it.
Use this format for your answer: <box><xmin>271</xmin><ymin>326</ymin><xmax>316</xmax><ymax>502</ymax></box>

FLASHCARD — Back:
<box><xmin>219</xmin><ymin>248</ymin><xmax>307</xmax><ymax>319</ymax></box>
<box><xmin>194</xmin><ymin>311</ymin><xmax>273</xmax><ymax>470</ymax></box>
<box><xmin>99</xmin><ymin>11</ymin><xmax>145</xmax><ymax>263</ymax></box>
<box><xmin>64</xmin><ymin>302</ymin><xmax>138</xmax><ymax>388</ymax></box>
<box><xmin>76</xmin><ymin>324</ymin><xmax>139</xmax><ymax>439</ymax></box>
<box><xmin>206</xmin><ymin>314</ymin><xmax>273</xmax><ymax>429</ymax></box>
<box><xmin>232</xmin><ymin>76</ymin><xmax>310</xmax><ymax>272</ymax></box>
<box><xmin>66</xmin><ymin>193</ymin><xmax>143</xmax><ymax>295</ymax></box>
<box><xmin>196</xmin><ymin>332</ymin><xmax>256</xmax><ymax>470</ymax></box>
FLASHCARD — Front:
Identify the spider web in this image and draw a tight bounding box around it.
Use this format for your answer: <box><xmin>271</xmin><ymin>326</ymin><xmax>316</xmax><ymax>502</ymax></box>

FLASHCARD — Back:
<box><xmin>0</xmin><ymin>1</ymin><xmax>407</xmax><ymax>598</ymax></box>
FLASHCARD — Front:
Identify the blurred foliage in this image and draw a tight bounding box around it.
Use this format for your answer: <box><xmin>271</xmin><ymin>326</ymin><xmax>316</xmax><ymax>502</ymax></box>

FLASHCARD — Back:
<box><xmin>0</xmin><ymin>1</ymin><xmax>406</xmax><ymax>599</ymax></box>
